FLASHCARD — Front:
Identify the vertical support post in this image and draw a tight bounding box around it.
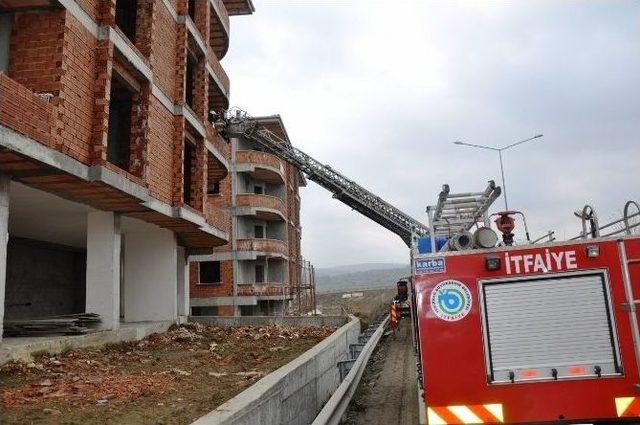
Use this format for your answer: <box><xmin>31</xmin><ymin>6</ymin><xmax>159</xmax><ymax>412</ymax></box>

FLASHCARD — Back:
<box><xmin>230</xmin><ymin>137</ymin><xmax>239</xmax><ymax>316</ymax></box>
<box><xmin>0</xmin><ymin>174</ymin><xmax>9</xmax><ymax>341</ymax></box>
<box><xmin>311</xmin><ymin>263</ymin><xmax>317</xmax><ymax>316</ymax></box>
<box><xmin>426</xmin><ymin>206</ymin><xmax>436</xmax><ymax>253</ymax></box>
<box><xmin>618</xmin><ymin>240</ymin><xmax>640</xmax><ymax>380</ymax></box>
<box><xmin>86</xmin><ymin>211</ymin><xmax>121</xmax><ymax>330</ymax></box>
<box><xmin>176</xmin><ymin>246</ymin><xmax>189</xmax><ymax>318</ymax></box>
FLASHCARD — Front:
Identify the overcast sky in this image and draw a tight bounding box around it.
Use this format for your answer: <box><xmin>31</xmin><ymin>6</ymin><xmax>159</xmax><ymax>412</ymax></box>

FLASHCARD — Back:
<box><xmin>225</xmin><ymin>1</ymin><xmax>640</xmax><ymax>268</ymax></box>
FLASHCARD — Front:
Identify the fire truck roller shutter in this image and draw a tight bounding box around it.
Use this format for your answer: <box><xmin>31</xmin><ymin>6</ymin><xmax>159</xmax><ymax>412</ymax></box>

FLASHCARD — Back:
<box><xmin>481</xmin><ymin>271</ymin><xmax>620</xmax><ymax>383</ymax></box>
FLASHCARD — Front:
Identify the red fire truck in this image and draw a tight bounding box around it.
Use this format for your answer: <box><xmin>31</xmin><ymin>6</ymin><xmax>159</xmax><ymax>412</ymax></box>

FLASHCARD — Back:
<box><xmin>411</xmin><ymin>234</ymin><xmax>640</xmax><ymax>424</ymax></box>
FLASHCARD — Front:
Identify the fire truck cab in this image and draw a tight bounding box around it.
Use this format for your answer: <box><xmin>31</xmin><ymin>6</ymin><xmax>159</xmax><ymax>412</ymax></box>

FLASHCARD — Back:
<box><xmin>412</xmin><ymin>235</ymin><xmax>640</xmax><ymax>424</ymax></box>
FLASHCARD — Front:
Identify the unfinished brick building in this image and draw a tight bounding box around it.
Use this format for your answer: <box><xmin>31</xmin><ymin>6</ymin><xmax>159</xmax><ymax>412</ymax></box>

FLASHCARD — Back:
<box><xmin>189</xmin><ymin>115</ymin><xmax>313</xmax><ymax>316</ymax></box>
<box><xmin>0</xmin><ymin>0</ymin><xmax>253</xmax><ymax>340</ymax></box>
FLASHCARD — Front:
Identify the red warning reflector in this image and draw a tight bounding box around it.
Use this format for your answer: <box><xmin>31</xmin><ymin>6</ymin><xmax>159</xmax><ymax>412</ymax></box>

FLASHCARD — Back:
<box><xmin>568</xmin><ymin>366</ymin><xmax>587</xmax><ymax>375</ymax></box>
<box><xmin>519</xmin><ymin>369</ymin><xmax>539</xmax><ymax>378</ymax></box>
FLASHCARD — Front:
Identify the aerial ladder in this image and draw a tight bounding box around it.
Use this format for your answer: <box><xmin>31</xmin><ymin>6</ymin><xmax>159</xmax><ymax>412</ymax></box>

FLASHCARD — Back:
<box><xmin>216</xmin><ymin>109</ymin><xmax>499</xmax><ymax>248</ymax></box>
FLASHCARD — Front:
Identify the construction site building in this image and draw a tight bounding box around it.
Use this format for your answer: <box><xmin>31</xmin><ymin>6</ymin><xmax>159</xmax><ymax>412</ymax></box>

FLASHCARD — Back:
<box><xmin>0</xmin><ymin>0</ymin><xmax>253</xmax><ymax>341</ymax></box>
<box><xmin>189</xmin><ymin>116</ymin><xmax>316</xmax><ymax>316</ymax></box>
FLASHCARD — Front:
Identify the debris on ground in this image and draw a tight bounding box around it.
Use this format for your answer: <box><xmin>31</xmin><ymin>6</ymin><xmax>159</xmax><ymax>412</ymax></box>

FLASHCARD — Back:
<box><xmin>0</xmin><ymin>323</ymin><xmax>337</xmax><ymax>425</ymax></box>
<box><xmin>3</xmin><ymin>313</ymin><xmax>101</xmax><ymax>337</ymax></box>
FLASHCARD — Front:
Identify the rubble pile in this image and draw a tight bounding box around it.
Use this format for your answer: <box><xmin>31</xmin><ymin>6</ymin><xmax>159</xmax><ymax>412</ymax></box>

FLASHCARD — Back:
<box><xmin>1</xmin><ymin>323</ymin><xmax>337</xmax><ymax>413</ymax></box>
<box><xmin>1</xmin><ymin>355</ymin><xmax>172</xmax><ymax>408</ymax></box>
<box><xmin>4</xmin><ymin>313</ymin><xmax>101</xmax><ymax>337</ymax></box>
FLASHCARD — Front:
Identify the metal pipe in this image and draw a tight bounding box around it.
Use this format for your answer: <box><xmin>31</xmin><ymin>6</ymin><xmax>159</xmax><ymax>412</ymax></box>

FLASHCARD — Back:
<box><xmin>601</xmin><ymin>221</ymin><xmax>640</xmax><ymax>238</ymax></box>
<box><xmin>531</xmin><ymin>230</ymin><xmax>555</xmax><ymax>244</ymax></box>
<box><xmin>569</xmin><ymin>210</ymin><xmax>640</xmax><ymax>240</ymax></box>
<box><xmin>575</xmin><ymin>204</ymin><xmax>600</xmax><ymax>238</ymax></box>
<box><xmin>597</xmin><ymin>212</ymin><xmax>639</xmax><ymax>232</ymax></box>
<box><xmin>499</xmin><ymin>150</ymin><xmax>508</xmax><ymax>211</ymax></box>
<box><xmin>618</xmin><ymin>240</ymin><xmax>640</xmax><ymax>381</ymax></box>
<box><xmin>624</xmin><ymin>201</ymin><xmax>640</xmax><ymax>235</ymax></box>
<box><xmin>426</xmin><ymin>206</ymin><xmax>436</xmax><ymax>253</ymax></box>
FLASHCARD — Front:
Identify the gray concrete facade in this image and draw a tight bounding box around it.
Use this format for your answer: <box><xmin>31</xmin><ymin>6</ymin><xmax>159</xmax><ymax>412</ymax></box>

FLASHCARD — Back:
<box><xmin>190</xmin><ymin>315</ymin><xmax>360</xmax><ymax>425</ymax></box>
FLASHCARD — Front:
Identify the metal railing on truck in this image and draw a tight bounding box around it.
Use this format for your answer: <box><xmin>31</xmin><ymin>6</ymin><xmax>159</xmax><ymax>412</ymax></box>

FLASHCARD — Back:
<box><xmin>570</xmin><ymin>200</ymin><xmax>640</xmax><ymax>240</ymax></box>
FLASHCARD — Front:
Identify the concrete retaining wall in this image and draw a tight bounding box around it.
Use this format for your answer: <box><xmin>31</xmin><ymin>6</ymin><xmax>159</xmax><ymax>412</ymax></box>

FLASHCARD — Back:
<box><xmin>189</xmin><ymin>315</ymin><xmax>348</xmax><ymax>328</ymax></box>
<box><xmin>0</xmin><ymin>321</ymin><xmax>173</xmax><ymax>364</ymax></box>
<box><xmin>191</xmin><ymin>315</ymin><xmax>361</xmax><ymax>425</ymax></box>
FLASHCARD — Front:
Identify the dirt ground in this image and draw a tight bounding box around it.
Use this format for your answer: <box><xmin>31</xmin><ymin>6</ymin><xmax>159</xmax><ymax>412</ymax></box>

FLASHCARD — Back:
<box><xmin>343</xmin><ymin>320</ymin><xmax>419</xmax><ymax>425</ymax></box>
<box><xmin>317</xmin><ymin>289</ymin><xmax>395</xmax><ymax>322</ymax></box>
<box><xmin>0</xmin><ymin>323</ymin><xmax>336</xmax><ymax>425</ymax></box>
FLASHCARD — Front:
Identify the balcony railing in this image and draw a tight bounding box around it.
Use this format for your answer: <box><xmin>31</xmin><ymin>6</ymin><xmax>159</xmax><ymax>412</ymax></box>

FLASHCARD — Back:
<box><xmin>237</xmin><ymin>283</ymin><xmax>289</xmax><ymax>297</ymax></box>
<box><xmin>235</xmin><ymin>150</ymin><xmax>285</xmax><ymax>184</ymax></box>
<box><xmin>212</xmin><ymin>0</ymin><xmax>230</xmax><ymax>33</ymax></box>
<box><xmin>206</xmin><ymin>124</ymin><xmax>230</xmax><ymax>160</ymax></box>
<box><xmin>236</xmin><ymin>193</ymin><xmax>286</xmax><ymax>218</ymax></box>
<box><xmin>209</xmin><ymin>0</ymin><xmax>230</xmax><ymax>59</ymax></box>
<box><xmin>0</xmin><ymin>73</ymin><xmax>55</xmax><ymax>150</ymax></box>
<box><xmin>236</xmin><ymin>150</ymin><xmax>283</xmax><ymax>171</ymax></box>
<box><xmin>207</xmin><ymin>48</ymin><xmax>230</xmax><ymax>97</ymax></box>
<box><xmin>236</xmin><ymin>238</ymin><xmax>288</xmax><ymax>256</ymax></box>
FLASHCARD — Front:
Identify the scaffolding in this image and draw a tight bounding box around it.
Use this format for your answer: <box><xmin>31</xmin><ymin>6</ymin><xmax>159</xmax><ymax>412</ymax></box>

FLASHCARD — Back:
<box><xmin>286</xmin><ymin>258</ymin><xmax>317</xmax><ymax>315</ymax></box>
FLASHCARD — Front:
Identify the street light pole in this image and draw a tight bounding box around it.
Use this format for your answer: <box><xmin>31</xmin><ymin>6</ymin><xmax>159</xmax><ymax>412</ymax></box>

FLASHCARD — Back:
<box><xmin>454</xmin><ymin>134</ymin><xmax>543</xmax><ymax>211</ymax></box>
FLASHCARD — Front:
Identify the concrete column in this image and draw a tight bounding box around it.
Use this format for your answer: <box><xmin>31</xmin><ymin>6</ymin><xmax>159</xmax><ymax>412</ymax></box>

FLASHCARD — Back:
<box><xmin>231</xmin><ymin>137</ymin><xmax>239</xmax><ymax>316</ymax></box>
<box><xmin>0</xmin><ymin>175</ymin><xmax>9</xmax><ymax>341</ymax></box>
<box><xmin>176</xmin><ymin>246</ymin><xmax>189</xmax><ymax>318</ymax></box>
<box><xmin>124</xmin><ymin>226</ymin><xmax>178</xmax><ymax>322</ymax></box>
<box><xmin>86</xmin><ymin>211</ymin><xmax>121</xmax><ymax>330</ymax></box>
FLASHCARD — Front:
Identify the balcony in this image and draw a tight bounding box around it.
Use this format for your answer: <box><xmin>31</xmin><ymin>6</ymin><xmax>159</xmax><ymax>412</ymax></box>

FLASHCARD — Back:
<box><xmin>222</xmin><ymin>0</ymin><xmax>255</xmax><ymax>16</ymax></box>
<box><xmin>236</xmin><ymin>238</ymin><xmax>288</xmax><ymax>257</ymax></box>
<box><xmin>235</xmin><ymin>150</ymin><xmax>284</xmax><ymax>184</ymax></box>
<box><xmin>207</xmin><ymin>47</ymin><xmax>230</xmax><ymax>100</ymax></box>
<box><xmin>236</xmin><ymin>193</ymin><xmax>286</xmax><ymax>221</ymax></box>
<box><xmin>237</xmin><ymin>283</ymin><xmax>291</xmax><ymax>299</ymax></box>
<box><xmin>209</xmin><ymin>0</ymin><xmax>230</xmax><ymax>59</ymax></box>
<box><xmin>0</xmin><ymin>73</ymin><xmax>55</xmax><ymax>150</ymax></box>
<box><xmin>206</xmin><ymin>125</ymin><xmax>230</xmax><ymax>159</ymax></box>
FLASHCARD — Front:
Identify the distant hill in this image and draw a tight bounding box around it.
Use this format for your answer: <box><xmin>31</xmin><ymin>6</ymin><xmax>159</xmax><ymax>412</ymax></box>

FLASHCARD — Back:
<box><xmin>315</xmin><ymin>263</ymin><xmax>410</xmax><ymax>294</ymax></box>
<box><xmin>316</xmin><ymin>263</ymin><xmax>407</xmax><ymax>277</ymax></box>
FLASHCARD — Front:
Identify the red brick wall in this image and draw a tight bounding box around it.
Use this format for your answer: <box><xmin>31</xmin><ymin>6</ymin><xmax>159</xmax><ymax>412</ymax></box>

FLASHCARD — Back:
<box><xmin>58</xmin><ymin>13</ymin><xmax>98</xmax><ymax>162</ymax></box>
<box><xmin>8</xmin><ymin>11</ymin><xmax>64</xmax><ymax>96</ymax></box>
<box><xmin>8</xmin><ymin>11</ymin><xmax>97</xmax><ymax>163</ymax></box>
<box><xmin>147</xmin><ymin>97</ymin><xmax>176</xmax><ymax>203</ymax></box>
<box><xmin>152</xmin><ymin>1</ymin><xmax>179</xmax><ymax>101</ymax></box>
<box><xmin>75</xmin><ymin>0</ymin><xmax>100</xmax><ymax>21</ymax></box>
<box><xmin>217</xmin><ymin>306</ymin><xmax>234</xmax><ymax>316</ymax></box>
<box><xmin>0</xmin><ymin>74</ymin><xmax>55</xmax><ymax>149</ymax></box>
<box><xmin>189</xmin><ymin>260</ymin><xmax>234</xmax><ymax>297</ymax></box>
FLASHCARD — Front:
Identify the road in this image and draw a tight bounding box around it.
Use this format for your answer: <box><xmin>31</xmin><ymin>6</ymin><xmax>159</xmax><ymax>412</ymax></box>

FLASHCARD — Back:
<box><xmin>344</xmin><ymin>320</ymin><xmax>419</xmax><ymax>424</ymax></box>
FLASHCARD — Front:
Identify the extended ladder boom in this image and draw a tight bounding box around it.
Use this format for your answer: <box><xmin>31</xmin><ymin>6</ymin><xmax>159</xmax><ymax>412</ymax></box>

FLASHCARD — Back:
<box><xmin>222</xmin><ymin>112</ymin><xmax>429</xmax><ymax>247</ymax></box>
